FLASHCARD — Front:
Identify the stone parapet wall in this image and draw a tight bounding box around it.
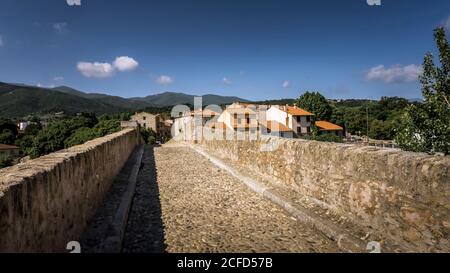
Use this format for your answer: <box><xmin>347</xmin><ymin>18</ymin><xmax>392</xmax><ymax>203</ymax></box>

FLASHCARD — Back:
<box><xmin>198</xmin><ymin>138</ymin><xmax>450</xmax><ymax>252</ymax></box>
<box><xmin>0</xmin><ymin>128</ymin><xmax>141</xmax><ymax>252</ymax></box>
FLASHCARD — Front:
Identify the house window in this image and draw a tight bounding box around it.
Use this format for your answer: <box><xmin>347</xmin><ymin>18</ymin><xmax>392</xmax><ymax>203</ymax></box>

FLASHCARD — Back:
<box><xmin>297</xmin><ymin>127</ymin><xmax>301</xmax><ymax>134</ymax></box>
<box><xmin>296</xmin><ymin>116</ymin><xmax>301</xmax><ymax>122</ymax></box>
<box><xmin>246</xmin><ymin>117</ymin><xmax>250</xmax><ymax>124</ymax></box>
<box><xmin>143</xmin><ymin>116</ymin><xmax>146</xmax><ymax>121</ymax></box>
<box><xmin>143</xmin><ymin>123</ymin><xmax>146</xmax><ymax>128</ymax></box>
<box><xmin>306</xmin><ymin>116</ymin><xmax>311</xmax><ymax>123</ymax></box>
<box><xmin>306</xmin><ymin>126</ymin><xmax>311</xmax><ymax>133</ymax></box>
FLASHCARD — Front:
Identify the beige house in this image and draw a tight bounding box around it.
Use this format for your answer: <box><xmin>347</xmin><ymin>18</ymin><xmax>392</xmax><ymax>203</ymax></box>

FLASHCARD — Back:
<box><xmin>131</xmin><ymin>112</ymin><xmax>159</xmax><ymax>130</ymax></box>
<box><xmin>131</xmin><ymin>112</ymin><xmax>172</xmax><ymax>140</ymax></box>
<box><xmin>217</xmin><ymin>104</ymin><xmax>259</xmax><ymax>132</ymax></box>
<box><xmin>259</xmin><ymin>120</ymin><xmax>294</xmax><ymax>138</ymax></box>
<box><xmin>266</xmin><ymin>105</ymin><xmax>313</xmax><ymax>136</ymax></box>
<box><xmin>172</xmin><ymin>102</ymin><xmax>344</xmax><ymax>141</ymax></box>
<box><xmin>172</xmin><ymin>109</ymin><xmax>220</xmax><ymax>141</ymax></box>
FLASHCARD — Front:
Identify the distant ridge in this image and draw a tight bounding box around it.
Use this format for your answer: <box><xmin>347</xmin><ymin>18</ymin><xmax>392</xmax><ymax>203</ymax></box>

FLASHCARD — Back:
<box><xmin>0</xmin><ymin>82</ymin><xmax>249</xmax><ymax>118</ymax></box>
<box><xmin>131</xmin><ymin>91</ymin><xmax>248</xmax><ymax>106</ymax></box>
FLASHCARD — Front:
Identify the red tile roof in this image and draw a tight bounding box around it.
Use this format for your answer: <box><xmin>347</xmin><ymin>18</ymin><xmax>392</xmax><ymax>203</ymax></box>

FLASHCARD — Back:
<box><xmin>0</xmin><ymin>144</ymin><xmax>19</xmax><ymax>150</ymax></box>
<box><xmin>262</xmin><ymin>120</ymin><xmax>292</xmax><ymax>132</ymax></box>
<box><xmin>315</xmin><ymin>121</ymin><xmax>344</xmax><ymax>131</ymax></box>
<box><xmin>280</xmin><ymin>106</ymin><xmax>314</xmax><ymax>116</ymax></box>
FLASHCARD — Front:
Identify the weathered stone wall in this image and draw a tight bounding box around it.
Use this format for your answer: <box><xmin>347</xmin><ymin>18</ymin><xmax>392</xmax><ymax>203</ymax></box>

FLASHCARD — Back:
<box><xmin>0</xmin><ymin>128</ymin><xmax>141</xmax><ymax>252</ymax></box>
<box><xmin>198</xmin><ymin>138</ymin><xmax>450</xmax><ymax>252</ymax></box>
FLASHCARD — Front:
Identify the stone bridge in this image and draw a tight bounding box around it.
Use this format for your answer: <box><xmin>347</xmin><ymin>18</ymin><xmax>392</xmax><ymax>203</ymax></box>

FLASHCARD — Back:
<box><xmin>1</xmin><ymin>128</ymin><xmax>449</xmax><ymax>253</ymax></box>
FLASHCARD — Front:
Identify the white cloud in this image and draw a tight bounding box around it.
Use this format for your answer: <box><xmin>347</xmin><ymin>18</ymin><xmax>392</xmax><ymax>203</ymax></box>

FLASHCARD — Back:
<box><xmin>53</xmin><ymin>22</ymin><xmax>68</xmax><ymax>34</ymax></box>
<box><xmin>156</xmin><ymin>75</ymin><xmax>173</xmax><ymax>85</ymax></box>
<box><xmin>223</xmin><ymin>77</ymin><xmax>232</xmax><ymax>85</ymax></box>
<box><xmin>77</xmin><ymin>62</ymin><xmax>115</xmax><ymax>78</ymax></box>
<box><xmin>77</xmin><ymin>56</ymin><xmax>140</xmax><ymax>78</ymax></box>
<box><xmin>282</xmin><ymin>80</ymin><xmax>290</xmax><ymax>88</ymax></box>
<box><xmin>113</xmin><ymin>56</ymin><xmax>139</xmax><ymax>72</ymax></box>
<box><xmin>36</xmin><ymin>83</ymin><xmax>55</xmax><ymax>88</ymax></box>
<box><xmin>0</xmin><ymin>35</ymin><xmax>3</xmax><ymax>47</ymax></box>
<box><xmin>365</xmin><ymin>64</ymin><xmax>423</xmax><ymax>84</ymax></box>
<box><xmin>445</xmin><ymin>16</ymin><xmax>450</xmax><ymax>32</ymax></box>
<box><xmin>53</xmin><ymin>76</ymin><xmax>64</xmax><ymax>81</ymax></box>
<box><xmin>66</xmin><ymin>0</ymin><xmax>81</xmax><ymax>6</ymax></box>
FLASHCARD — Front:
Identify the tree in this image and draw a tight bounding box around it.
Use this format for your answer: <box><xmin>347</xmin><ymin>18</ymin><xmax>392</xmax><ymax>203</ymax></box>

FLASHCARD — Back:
<box><xmin>395</xmin><ymin>27</ymin><xmax>450</xmax><ymax>154</ymax></box>
<box><xmin>24</xmin><ymin>123</ymin><xmax>42</xmax><ymax>136</ymax></box>
<box><xmin>312</xmin><ymin>133</ymin><xmax>343</xmax><ymax>143</ymax></box>
<box><xmin>0</xmin><ymin>129</ymin><xmax>16</xmax><ymax>145</ymax></box>
<box><xmin>294</xmin><ymin>91</ymin><xmax>333</xmax><ymax>121</ymax></box>
<box><xmin>29</xmin><ymin>115</ymin><xmax>99</xmax><ymax>158</ymax></box>
<box><xmin>92</xmin><ymin>119</ymin><xmax>120</xmax><ymax>136</ymax></box>
<box><xmin>140</xmin><ymin>127</ymin><xmax>157</xmax><ymax>144</ymax></box>
<box><xmin>64</xmin><ymin>127</ymin><xmax>98</xmax><ymax>148</ymax></box>
<box><xmin>0</xmin><ymin>118</ymin><xmax>18</xmax><ymax>145</ymax></box>
<box><xmin>15</xmin><ymin>134</ymin><xmax>35</xmax><ymax>155</ymax></box>
<box><xmin>0</xmin><ymin>154</ymin><xmax>13</xmax><ymax>168</ymax></box>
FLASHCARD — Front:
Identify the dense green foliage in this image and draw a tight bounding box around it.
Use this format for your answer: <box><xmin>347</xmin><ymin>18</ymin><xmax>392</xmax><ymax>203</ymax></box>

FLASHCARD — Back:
<box><xmin>0</xmin><ymin>154</ymin><xmax>13</xmax><ymax>168</ymax></box>
<box><xmin>295</xmin><ymin>92</ymin><xmax>333</xmax><ymax>121</ymax></box>
<box><xmin>0</xmin><ymin>83</ymin><xmax>248</xmax><ymax>119</ymax></box>
<box><xmin>312</xmin><ymin>133</ymin><xmax>344</xmax><ymax>143</ymax></box>
<box><xmin>28</xmin><ymin>113</ymin><xmax>99</xmax><ymax>158</ymax></box>
<box><xmin>253</xmin><ymin>99</ymin><xmax>295</xmax><ymax>106</ymax></box>
<box><xmin>140</xmin><ymin>127</ymin><xmax>157</xmax><ymax>144</ymax></box>
<box><xmin>289</xmin><ymin>92</ymin><xmax>413</xmax><ymax>141</ymax></box>
<box><xmin>395</xmin><ymin>27</ymin><xmax>450</xmax><ymax>155</ymax></box>
<box><xmin>0</xmin><ymin>112</ymin><xmax>129</xmax><ymax>163</ymax></box>
<box><xmin>0</xmin><ymin>83</ymin><xmax>128</xmax><ymax>118</ymax></box>
<box><xmin>331</xmin><ymin>97</ymin><xmax>410</xmax><ymax>140</ymax></box>
<box><xmin>0</xmin><ymin>118</ymin><xmax>19</xmax><ymax>145</ymax></box>
<box><xmin>132</xmin><ymin>91</ymin><xmax>247</xmax><ymax>107</ymax></box>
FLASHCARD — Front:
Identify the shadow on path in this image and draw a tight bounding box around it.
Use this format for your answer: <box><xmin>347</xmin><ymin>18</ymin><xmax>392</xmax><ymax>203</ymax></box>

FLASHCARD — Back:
<box><xmin>122</xmin><ymin>145</ymin><xmax>167</xmax><ymax>253</ymax></box>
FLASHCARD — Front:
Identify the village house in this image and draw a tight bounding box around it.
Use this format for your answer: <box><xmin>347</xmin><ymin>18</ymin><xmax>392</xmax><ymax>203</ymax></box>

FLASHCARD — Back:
<box><xmin>17</xmin><ymin>121</ymin><xmax>30</xmax><ymax>132</ymax></box>
<box><xmin>217</xmin><ymin>102</ymin><xmax>259</xmax><ymax>132</ymax></box>
<box><xmin>259</xmin><ymin>120</ymin><xmax>294</xmax><ymax>138</ymax></box>
<box><xmin>315</xmin><ymin>120</ymin><xmax>344</xmax><ymax>137</ymax></box>
<box><xmin>172</xmin><ymin>101</ymin><xmax>345</xmax><ymax>141</ymax></box>
<box><xmin>266</xmin><ymin>105</ymin><xmax>314</xmax><ymax>137</ymax></box>
<box><xmin>172</xmin><ymin>108</ymin><xmax>221</xmax><ymax>140</ymax></box>
<box><xmin>130</xmin><ymin>112</ymin><xmax>172</xmax><ymax>140</ymax></box>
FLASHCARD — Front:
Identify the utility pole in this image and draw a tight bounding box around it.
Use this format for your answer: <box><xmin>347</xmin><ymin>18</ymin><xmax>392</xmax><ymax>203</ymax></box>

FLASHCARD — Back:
<box><xmin>366</xmin><ymin>104</ymin><xmax>369</xmax><ymax>141</ymax></box>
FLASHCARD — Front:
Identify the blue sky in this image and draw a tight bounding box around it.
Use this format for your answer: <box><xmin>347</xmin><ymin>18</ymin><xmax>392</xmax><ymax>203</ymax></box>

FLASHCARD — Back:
<box><xmin>0</xmin><ymin>0</ymin><xmax>449</xmax><ymax>100</ymax></box>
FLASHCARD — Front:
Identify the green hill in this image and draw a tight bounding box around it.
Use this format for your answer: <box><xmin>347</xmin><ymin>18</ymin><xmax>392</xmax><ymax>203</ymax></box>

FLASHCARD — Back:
<box><xmin>0</xmin><ymin>82</ymin><xmax>249</xmax><ymax>118</ymax></box>
<box><xmin>131</xmin><ymin>91</ymin><xmax>248</xmax><ymax>106</ymax></box>
<box><xmin>0</xmin><ymin>83</ymin><xmax>126</xmax><ymax>118</ymax></box>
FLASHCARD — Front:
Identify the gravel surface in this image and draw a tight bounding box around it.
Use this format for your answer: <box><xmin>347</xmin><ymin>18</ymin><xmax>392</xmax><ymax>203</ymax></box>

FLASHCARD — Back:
<box><xmin>81</xmin><ymin>144</ymin><xmax>341</xmax><ymax>253</ymax></box>
<box><xmin>153</xmin><ymin>144</ymin><xmax>340</xmax><ymax>253</ymax></box>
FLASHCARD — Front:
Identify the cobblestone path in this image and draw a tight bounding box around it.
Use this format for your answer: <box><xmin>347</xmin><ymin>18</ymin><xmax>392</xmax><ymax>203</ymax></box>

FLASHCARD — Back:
<box><xmin>81</xmin><ymin>144</ymin><xmax>341</xmax><ymax>253</ymax></box>
<box><xmin>146</xmin><ymin>144</ymin><xmax>339</xmax><ymax>253</ymax></box>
